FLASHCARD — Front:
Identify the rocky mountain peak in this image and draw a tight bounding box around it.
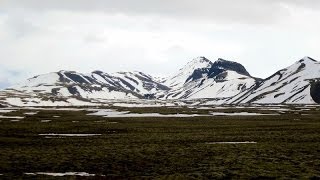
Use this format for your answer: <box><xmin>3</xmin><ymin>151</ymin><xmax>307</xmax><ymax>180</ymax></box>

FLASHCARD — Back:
<box><xmin>209</xmin><ymin>58</ymin><xmax>251</xmax><ymax>77</ymax></box>
<box><xmin>297</xmin><ymin>56</ymin><xmax>318</xmax><ymax>64</ymax></box>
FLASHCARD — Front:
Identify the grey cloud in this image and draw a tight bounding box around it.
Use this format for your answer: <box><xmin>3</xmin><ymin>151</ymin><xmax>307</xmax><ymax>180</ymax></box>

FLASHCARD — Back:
<box><xmin>1</xmin><ymin>0</ymin><xmax>318</xmax><ymax>24</ymax></box>
<box><xmin>5</xmin><ymin>17</ymin><xmax>38</xmax><ymax>38</ymax></box>
<box><xmin>0</xmin><ymin>0</ymin><xmax>319</xmax><ymax>84</ymax></box>
<box><xmin>1</xmin><ymin>9</ymin><xmax>43</xmax><ymax>39</ymax></box>
<box><xmin>83</xmin><ymin>34</ymin><xmax>107</xmax><ymax>44</ymax></box>
<box><xmin>273</xmin><ymin>0</ymin><xmax>320</xmax><ymax>9</ymax></box>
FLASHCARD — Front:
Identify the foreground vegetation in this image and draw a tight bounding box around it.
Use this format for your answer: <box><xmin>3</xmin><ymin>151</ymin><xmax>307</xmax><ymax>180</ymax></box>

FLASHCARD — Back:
<box><xmin>0</xmin><ymin>106</ymin><xmax>320</xmax><ymax>179</ymax></box>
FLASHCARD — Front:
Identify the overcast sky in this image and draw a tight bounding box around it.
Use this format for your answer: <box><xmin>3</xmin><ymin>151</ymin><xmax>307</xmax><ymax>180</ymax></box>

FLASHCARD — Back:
<box><xmin>0</xmin><ymin>0</ymin><xmax>320</xmax><ymax>88</ymax></box>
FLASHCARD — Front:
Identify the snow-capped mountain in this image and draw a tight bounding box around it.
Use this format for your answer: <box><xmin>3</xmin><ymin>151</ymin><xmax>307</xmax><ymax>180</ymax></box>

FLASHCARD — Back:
<box><xmin>0</xmin><ymin>56</ymin><xmax>319</xmax><ymax>106</ymax></box>
<box><xmin>162</xmin><ymin>57</ymin><xmax>213</xmax><ymax>89</ymax></box>
<box><xmin>229</xmin><ymin>57</ymin><xmax>320</xmax><ymax>104</ymax></box>
<box><xmin>0</xmin><ymin>70</ymin><xmax>169</xmax><ymax>106</ymax></box>
<box><xmin>157</xmin><ymin>57</ymin><xmax>260</xmax><ymax>102</ymax></box>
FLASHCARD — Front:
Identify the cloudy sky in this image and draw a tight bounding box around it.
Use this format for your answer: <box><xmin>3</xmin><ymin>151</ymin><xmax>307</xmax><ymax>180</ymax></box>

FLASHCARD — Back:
<box><xmin>0</xmin><ymin>0</ymin><xmax>320</xmax><ymax>88</ymax></box>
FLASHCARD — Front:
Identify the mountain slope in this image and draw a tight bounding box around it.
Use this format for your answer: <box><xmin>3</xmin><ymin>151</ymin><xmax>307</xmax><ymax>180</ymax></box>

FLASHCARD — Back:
<box><xmin>229</xmin><ymin>57</ymin><xmax>320</xmax><ymax>104</ymax></box>
<box><xmin>92</xmin><ymin>71</ymin><xmax>170</xmax><ymax>97</ymax></box>
<box><xmin>1</xmin><ymin>70</ymin><xmax>169</xmax><ymax>106</ymax></box>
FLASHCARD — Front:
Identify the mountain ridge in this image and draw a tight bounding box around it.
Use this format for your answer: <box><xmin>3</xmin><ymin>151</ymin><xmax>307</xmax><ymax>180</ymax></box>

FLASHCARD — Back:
<box><xmin>1</xmin><ymin>56</ymin><xmax>319</xmax><ymax>106</ymax></box>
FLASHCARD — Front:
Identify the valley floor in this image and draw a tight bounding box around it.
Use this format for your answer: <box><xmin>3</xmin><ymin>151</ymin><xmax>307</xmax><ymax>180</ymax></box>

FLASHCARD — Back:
<box><xmin>0</xmin><ymin>105</ymin><xmax>320</xmax><ymax>179</ymax></box>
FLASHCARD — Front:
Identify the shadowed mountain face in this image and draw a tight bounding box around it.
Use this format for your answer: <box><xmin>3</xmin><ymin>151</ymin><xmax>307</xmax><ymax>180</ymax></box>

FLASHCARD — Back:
<box><xmin>209</xmin><ymin>58</ymin><xmax>251</xmax><ymax>77</ymax></box>
<box><xmin>310</xmin><ymin>80</ymin><xmax>320</xmax><ymax>104</ymax></box>
<box><xmin>0</xmin><ymin>56</ymin><xmax>319</xmax><ymax>106</ymax></box>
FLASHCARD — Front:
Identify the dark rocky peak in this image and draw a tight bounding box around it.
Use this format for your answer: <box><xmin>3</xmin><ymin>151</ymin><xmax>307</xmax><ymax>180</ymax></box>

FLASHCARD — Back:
<box><xmin>210</xmin><ymin>58</ymin><xmax>251</xmax><ymax>77</ymax></box>
<box><xmin>297</xmin><ymin>56</ymin><xmax>318</xmax><ymax>64</ymax></box>
<box><xmin>195</xmin><ymin>56</ymin><xmax>211</xmax><ymax>63</ymax></box>
<box><xmin>92</xmin><ymin>70</ymin><xmax>104</xmax><ymax>75</ymax></box>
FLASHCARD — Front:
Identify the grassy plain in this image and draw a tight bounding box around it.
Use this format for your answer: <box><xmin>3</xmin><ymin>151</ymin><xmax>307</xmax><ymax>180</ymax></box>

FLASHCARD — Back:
<box><xmin>0</xmin><ymin>106</ymin><xmax>320</xmax><ymax>179</ymax></box>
